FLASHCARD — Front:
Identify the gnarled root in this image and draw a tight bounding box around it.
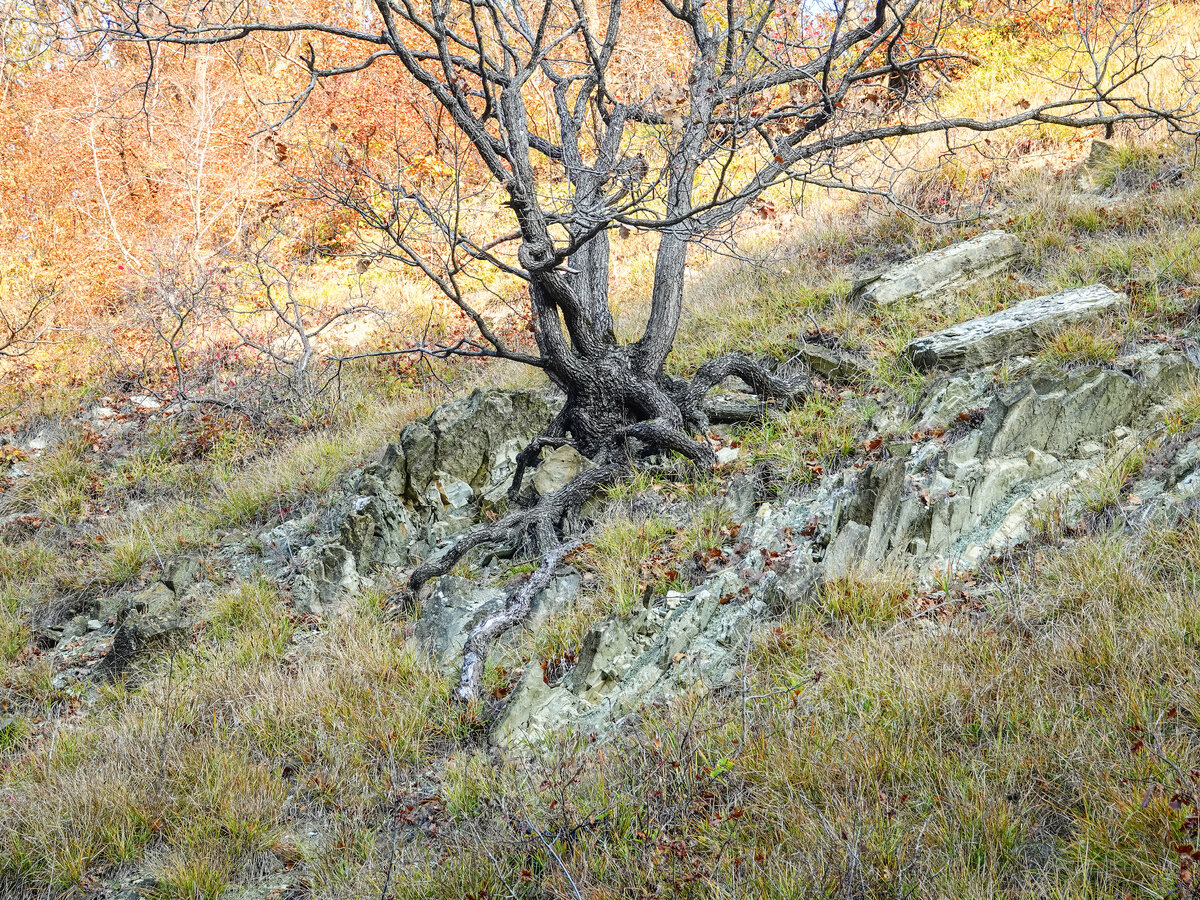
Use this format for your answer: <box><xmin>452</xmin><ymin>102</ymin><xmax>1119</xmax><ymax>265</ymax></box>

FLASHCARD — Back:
<box><xmin>409</xmin><ymin>463</ymin><xmax>622</xmax><ymax>703</ymax></box>
<box><xmin>412</xmin><ymin>351</ymin><xmax>812</xmax><ymax>703</ymax></box>
<box><xmin>508</xmin><ymin>406</ymin><xmax>571</xmax><ymax>503</ymax></box>
<box><xmin>688</xmin><ymin>351</ymin><xmax>808</xmax><ymax>403</ymax></box>
<box><xmin>457</xmin><ymin>536</ymin><xmax>577</xmax><ymax>702</ymax></box>
<box><xmin>677</xmin><ymin>351</ymin><xmax>811</xmax><ymax>432</ymax></box>
<box><xmin>410</xmin><ymin>462</ymin><xmax>621</xmax><ymax>597</ymax></box>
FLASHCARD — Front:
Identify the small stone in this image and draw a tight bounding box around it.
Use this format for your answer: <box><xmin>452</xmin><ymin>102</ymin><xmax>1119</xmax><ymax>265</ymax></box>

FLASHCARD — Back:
<box><xmin>1075</xmin><ymin>139</ymin><xmax>1119</xmax><ymax>193</ymax></box>
<box><xmin>792</xmin><ymin>343</ymin><xmax>873</xmax><ymax>382</ymax></box>
<box><xmin>61</xmin><ymin>616</ymin><xmax>88</xmax><ymax>642</ymax></box>
<box><xmin>1169</xmin><ymin>442</ymin><xmax>1200</xmax><ymax>485</ymax></box>
<box><xmin>1106</xmin><ymin>426</ymin><xmax>1133</xmax><ymax>448</ymax></box>
<box><xmin>87</xmin><ymin>619</ymin><xmax>103</xmax><ymax>631</ymax></box>
<box><xmin>1025</xmin><ymin>449</ymin><xmax>1062</xmax><ymax>479</ymax></box>
<box><xmin>161</xmin><ymin>556</ymin><xmax>200</xmax><ymax>595</ymax></box>
<box><xmin>715</xmin><ymin>447</ymin><xmax>740</xmax><ymax>465</ymax></box>
<box><xmin>432</xmin><ymin>477</ymin><xmax>474</xmax><ymax>510</ymax></box>
<box><xmin>32</xmin><ymin>627</ymin><xmax>61</xmax><ymax>650</ymax></box>
<box><xmin>130</xmin><ymin>395</ymin><xmax>163</xmax><ymax>410</ymax></box>
<box><xmin>532</xmin><ymin>445</ymin><xmax>594</xmax><ymax>496</ymax></box>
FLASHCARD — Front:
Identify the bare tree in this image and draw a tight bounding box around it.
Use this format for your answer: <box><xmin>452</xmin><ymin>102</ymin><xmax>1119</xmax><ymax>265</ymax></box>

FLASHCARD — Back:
<box><xmin>0</xmin><ymin>275</ymin><xmax>55</xmax><ymax>359</ymax></box>
<box><xmin>75</xmin><ymin>0</ymin><xmax>1198</xmax><ymax>697</ymax></box>
<box><xmin>127</xmin><ymin>237</ymin><xmax>381</xmax><ymax>417</ymax></box>
<box><xmin>221</xmin><ymin>235</ymin><xmax>382</xmax><ymax>398</ymax></box>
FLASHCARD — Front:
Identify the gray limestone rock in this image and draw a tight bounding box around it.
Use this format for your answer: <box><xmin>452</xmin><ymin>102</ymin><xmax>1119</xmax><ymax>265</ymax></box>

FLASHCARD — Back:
<box><xmin>493</xmin><ymin>572</ymin><xmax>763</xmax><ymax>751</ymax></box>
<box><xmin>399</xmin><ymin>422</ymin><xmax>437</xmax><ymax>504</ymax></box>
<box><xmin>416</xmin><ymin>576</ymin><xmax>507</xmax><ymax>669</ymax></box>
<box><xmin>792</xmin><ymin>343</ymin><xmax>873</xmax><ymax>382</ymax></box>
<box><xmin>363</xmin><ymin>441</ymin><xmax>407</xmax><ymax>496</ymax></box>
<box><xmin>532</xmin><ymin>445</ymin><xmax>595</xmax><ymax>497</ymax></box>
<box><xmin>905</xmin><ymin>285</ymin><xmax>1127</xmax><ymax>371</ymax></box>
<box><xmin>851</xmin><ymin>230</ymin><xmax>1024</xmax><ymax>308</ymax></box>
<box><xmin>291</xmin><ymin>544</ymin><xmax>358</xmax><ymax>616</ymax></box>
<box><xmin>92</xmin><ymin>583</ymin><xmax>188</xmax><ymax>681</ymax></box>
<box><xmin>262</xmin><ymin>388</ymin><xmax>557</xmax><ymax>618</ymax></box>
<box><xmin>160</xmin><ymin>556</ymin><xmax>200</xmax><ymax>595</ymax></box>
<box><xmin>350</xmin><ymin>476</ymin><xmax>418</xmax><ymax>567</ymax></box>
<box><xmin>1075</xmin><ymin>139</ymin><xmax>1119</xmax><ymax>193</ymax></box>
<box><xmin>400</xmin><ymin>389</ymin><xmax>558</xmax><ymax>505</ymax></box>
<box><xmin>821</xmin><ymin>521</ymin><xmax>870</xmax><ymax>577</ymax></box>
<box><xmin>1169</xmin><ymin>442</ymin><xmax>1200</xmax><ymax>486</ymax></box>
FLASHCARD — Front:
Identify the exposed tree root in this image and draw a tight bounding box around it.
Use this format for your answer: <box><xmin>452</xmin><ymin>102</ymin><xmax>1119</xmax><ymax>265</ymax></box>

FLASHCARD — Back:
<box><xmin>456</xmin><ymin>538</ymin><xmax>578</xmax><ymax>702</ymax></box>
<box><xmin>410</xmin><ymin>351</ymin><xmax>810</xmax><ymax>702</ymax></box>
<box><xmin>409</xmin><ymin>463</ymin><xmax>622</xmax><ymax>597</ymax></box>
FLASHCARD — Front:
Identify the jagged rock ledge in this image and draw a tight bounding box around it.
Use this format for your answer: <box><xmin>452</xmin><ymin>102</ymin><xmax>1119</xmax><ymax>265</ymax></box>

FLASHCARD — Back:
<box><xmin>492</xmin><ymin>345</ymin><xmax>1200</xmax><ymax>749</ymax></box>
<box><xmin>905</xmin><ymin>284</ymin><xmax>1127</xmax><ymax>371</ymax></box>
<box><xmin>273</xmin><ymin>388</ymin><xmax>559</xmax><ymax>616</ymax></box>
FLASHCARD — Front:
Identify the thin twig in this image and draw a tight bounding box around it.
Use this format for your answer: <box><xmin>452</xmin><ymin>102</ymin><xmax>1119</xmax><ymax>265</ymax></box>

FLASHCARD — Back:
<box><xmin>521</xmin><ymin>809</ymin><xmax>583</xmax><ymax>900</ymax></box>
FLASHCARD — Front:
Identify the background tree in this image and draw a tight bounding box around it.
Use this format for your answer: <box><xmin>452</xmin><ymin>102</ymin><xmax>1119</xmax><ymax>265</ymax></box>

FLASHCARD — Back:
<box><xmin>69</xmin><ymin>0</ymin><xmax>1199</xmax><ymax>697</ymax></box>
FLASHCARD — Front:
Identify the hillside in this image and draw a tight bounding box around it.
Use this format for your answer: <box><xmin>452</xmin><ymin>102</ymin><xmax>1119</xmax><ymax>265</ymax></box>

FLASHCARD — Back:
<box><xmin>1</xmin><ymin>132</ymin><xmax>1199</xmax><ymax>898</ymax></box>
<box><xmin>4</xmin><ymin>0</ymin><xmax>1200</xmax><ymax>893</ymax></box>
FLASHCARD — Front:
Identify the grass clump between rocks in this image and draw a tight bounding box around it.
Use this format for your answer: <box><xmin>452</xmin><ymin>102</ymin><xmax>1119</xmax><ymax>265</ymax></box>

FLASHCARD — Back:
<box><xmin>1039</xmin><ymin>322</ymin><xmax>1121</xmax><ymax>366</ymax></box>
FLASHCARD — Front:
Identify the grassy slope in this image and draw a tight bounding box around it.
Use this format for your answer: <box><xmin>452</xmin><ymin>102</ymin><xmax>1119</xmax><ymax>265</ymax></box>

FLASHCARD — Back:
<box><xmin>4</xmin><ymin>32</ymin><xmax>1200</xmax><ymax>899</ymax></box>
<box><xmin>1</xmin><ymin>141</ymin><xmax>1198</xmax><ymax>899</ymax></box>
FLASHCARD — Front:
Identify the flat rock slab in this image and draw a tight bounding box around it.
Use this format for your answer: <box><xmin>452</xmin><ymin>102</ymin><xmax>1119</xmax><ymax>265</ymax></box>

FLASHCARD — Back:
<box><xmin>851</xmin><ymin>230</ymin><xmax>1024</xmax><ymax>307</ymax></box>
<box><xmin>905</xmin><ymin>284</ymin><xmax>1127</xmax><ymax>371</ymax></box>
<box><xmin>792</xmin><ymin>343</ymin><xmax>873</xmax><ymax>382</ymax></box>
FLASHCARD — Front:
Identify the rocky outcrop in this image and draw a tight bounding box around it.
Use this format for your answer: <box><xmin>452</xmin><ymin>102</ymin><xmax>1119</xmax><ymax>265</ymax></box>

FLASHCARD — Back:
<box><xmin>751</xmin><ymin>348</ymin><xmax>1194</xmax><ymax>578</ymax></box>
<box><xmin>37</xmin><ymin>555</ymin><xmax>204</xmax><ymax>687</ymax></box>
<box><xmin>397</xmin><ymin>388</ymin><xmax>558</xmax><ymax>509</ymax></box>
<box><xmin>183</xmin><ymin>338</ymin><xmax>1199</xmax><ymax>750</ymax></box>
<box><xmin>494</xmin><ymin>571</ymin><xmax>765</xmax><ymax>749</ymax></box>
<box><xmin>492</xmin><ymin>347</ymin><xmax>1200</xmax><ymax>748</ymax></box>
<box><xmin>91</xmin><ymin>582</ymin><xmax>190</xmax><ymax>682</ymax></box>
<box><xmin>285</xmin><ymin>388</ymin><xmax>557</xmax><ymax>615</ymax></box>
<box><xmin>851</xmin><ymin>230</ymin><xmax>1024</xmax><ymax>307</ymax></box>
<box><xmin>905</xmin><ymin>284</ymin><xmax>1127</xmax><ymax>371</ymax></box>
